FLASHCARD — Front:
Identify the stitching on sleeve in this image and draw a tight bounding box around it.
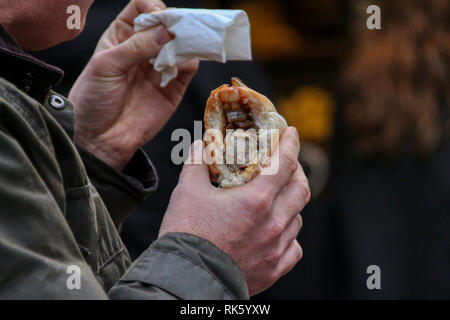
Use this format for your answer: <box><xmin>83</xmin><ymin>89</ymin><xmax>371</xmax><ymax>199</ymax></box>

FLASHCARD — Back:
<box><xmin>135</xmin><ymin>248</ymin><xmax>235</xmax><ymax>300</ymax></box>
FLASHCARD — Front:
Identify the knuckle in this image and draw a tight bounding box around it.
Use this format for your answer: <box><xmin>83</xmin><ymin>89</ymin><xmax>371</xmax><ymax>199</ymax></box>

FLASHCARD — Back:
<box><xmin>249</xmin><ymin>191</ymin><xmax>272</xmax><ymax>215</ymax></box>
<box><xmin>287</xmin><ymin>195</ymin><xmax>303</xmax><ymax>215</ymax></box>
<box><xmin>273</xmin><ymin>246</ymin><xmax>284</xmax><ymax>262</ymax></box>
<box><xmin>133</xmin><ymin>30</ymin><xmax>158</xmax><ymax>55</ymax></box>
<box><xmin>265</xmin><ymin>219</ymin><xmax>284</xmax><ymax>242</ymax></box>
<box><xmin>281</xmin><ymin>152</ymin><xmax>299</xmax><ymax>175</ymax></box>
<box><xmin>128</xmin><ymin>35</ymin><xmax>144</xmax><ymax>56</ymax></box>
<box><xmin>284</xmin><ymin>188</ymin><xmax>305</xmax><ymax>214</ymax></box>
<box><xmin>145</xmin><ymin>29</ymin><xmax>160</xmax><ymax>49</ymax></box>
<box><xmin>293</xmin><ymin>178</ymin><xmax>311</xmax><ymax>208</ymax></box>
<box><xmin>264</xmin><ymin>247</ymin><xmax>283</xmax><ymax>266</ymax></box>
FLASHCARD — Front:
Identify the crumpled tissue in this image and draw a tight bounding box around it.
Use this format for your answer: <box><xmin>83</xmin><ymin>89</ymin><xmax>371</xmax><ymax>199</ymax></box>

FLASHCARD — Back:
<box><xmin>134</xmin><ymin>8</ymin><xmax>252</xmax><ymax>87</ymax></box>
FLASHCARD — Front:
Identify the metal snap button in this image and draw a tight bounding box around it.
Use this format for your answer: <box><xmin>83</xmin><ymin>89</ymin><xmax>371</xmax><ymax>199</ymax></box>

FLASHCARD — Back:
<box><xmin>49</xmin><ymin>95</ymin><xmax>65</xmax><ymax>110</ymax></box>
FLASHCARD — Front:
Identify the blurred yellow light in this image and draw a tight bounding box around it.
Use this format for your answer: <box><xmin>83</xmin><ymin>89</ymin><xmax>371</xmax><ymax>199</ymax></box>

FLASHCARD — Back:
<box><xmin>279</xmin><ymin>86</ymin><xmax>335</xmax><ymax>143</ymax></box>
<box><xmin>236</xmin><ymin>0</ymin><xmax>303</xmax><ymax>59</ymax></box>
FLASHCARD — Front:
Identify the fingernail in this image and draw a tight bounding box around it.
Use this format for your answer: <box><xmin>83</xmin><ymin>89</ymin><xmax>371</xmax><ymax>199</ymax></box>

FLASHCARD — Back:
<box><xmin>153</xmin><ymin>5</ymin><xmax>163</xmax><ymax>12</ymax></box>
<box><xmin>154</xmin><ymin>25</ymin><xmax>171</xmax><ymax>45</ymax></box>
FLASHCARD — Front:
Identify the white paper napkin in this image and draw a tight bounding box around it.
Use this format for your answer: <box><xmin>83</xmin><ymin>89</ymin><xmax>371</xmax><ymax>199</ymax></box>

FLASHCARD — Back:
<box><xmin>134</xmin><ymin>8</ymin><xmax>252</xmax><ymax>87</ymax></box>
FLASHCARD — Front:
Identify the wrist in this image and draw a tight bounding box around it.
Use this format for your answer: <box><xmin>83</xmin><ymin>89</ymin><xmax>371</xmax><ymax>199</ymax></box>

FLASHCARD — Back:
<box><xmin>74</xmin><ymin>132</ymin><xmax>134</xmax><ymax>171</ymax></box>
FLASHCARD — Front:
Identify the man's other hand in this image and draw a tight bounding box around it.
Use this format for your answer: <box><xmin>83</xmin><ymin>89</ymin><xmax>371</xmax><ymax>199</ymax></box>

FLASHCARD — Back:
<box><xmin>69</xmin><ymin>0</ymin><xmax>198</xmax><ymax>171</ymax></box>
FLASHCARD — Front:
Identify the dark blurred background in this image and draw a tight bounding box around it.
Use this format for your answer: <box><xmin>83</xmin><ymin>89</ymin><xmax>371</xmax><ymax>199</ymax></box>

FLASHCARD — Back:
<box><xmin>35</xmin><ymin>0</ymin><xmax>449</xmax><ymax>299</ymax></box>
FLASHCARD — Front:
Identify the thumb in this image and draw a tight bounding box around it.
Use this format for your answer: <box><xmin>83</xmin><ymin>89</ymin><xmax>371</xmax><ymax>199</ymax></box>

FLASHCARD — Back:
<box><xmin>103</xmin><ymin>24</ymin><xmax>172</xmax><ymax>73</ymax></box>
<box><xmin>179</xmin><ymin>140</ymin><xmax>211</xmax><ymax>185</ymax></box>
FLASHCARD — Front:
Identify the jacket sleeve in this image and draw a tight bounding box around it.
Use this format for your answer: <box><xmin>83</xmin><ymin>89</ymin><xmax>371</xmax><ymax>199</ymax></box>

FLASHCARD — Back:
<box><xmin>108</xmin><ymin>233</ymin><xmax>249</xmax><ymax>300</ymax></box>
<box><xmin>76</xmin><ymin>145</ymin><xmax>158</xmax><ymax>226</ymax></box>
<box><xmin>0</xmin><ymin>125</ymin><xmax>248</xmax><ymax>300</ymax></box>
<box><xmin>45</xmin><ymin>94</ymin><xmax>158</xmax><ymax>227</ymax></box>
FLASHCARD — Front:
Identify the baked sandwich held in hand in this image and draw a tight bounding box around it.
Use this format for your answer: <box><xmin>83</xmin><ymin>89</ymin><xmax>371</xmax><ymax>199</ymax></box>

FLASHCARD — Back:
<box><xmin>204</xmin><ymin>78</ymin><xmax>288</xmax><ymax>188</ymax></box>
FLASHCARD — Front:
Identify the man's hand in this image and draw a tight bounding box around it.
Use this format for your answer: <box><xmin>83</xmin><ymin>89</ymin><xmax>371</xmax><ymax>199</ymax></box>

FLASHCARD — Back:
<box><xmin>69</xmin><ymin>0</ymin><xmax>198</xmax><ymax>171</ymax></box>
<box><xmin>159</xmin><ymin>127</ymin><xmax>310</xmax><ymax>296</ymax></box>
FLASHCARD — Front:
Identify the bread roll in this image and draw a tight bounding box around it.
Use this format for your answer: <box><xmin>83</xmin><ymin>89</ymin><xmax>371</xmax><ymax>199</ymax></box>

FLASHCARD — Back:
<box><xmin>204</xmin><ymin>78</ymin><xmax>288</xmax><ymax>188</ymax></box>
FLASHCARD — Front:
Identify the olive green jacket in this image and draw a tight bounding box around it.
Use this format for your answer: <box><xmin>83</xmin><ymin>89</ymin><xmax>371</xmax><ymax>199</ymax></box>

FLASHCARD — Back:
<box><xmin>0</xmin><ymin>25</ymin><xmax>248</xmax><ymax>300</ymax></box>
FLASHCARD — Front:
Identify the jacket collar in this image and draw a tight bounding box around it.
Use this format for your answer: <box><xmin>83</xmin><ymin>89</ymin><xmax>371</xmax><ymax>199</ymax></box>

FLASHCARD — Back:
<box><xmin>0</xmin><ymin>24</ymin><xmax>64</xmax><ymax>103</ymax></box>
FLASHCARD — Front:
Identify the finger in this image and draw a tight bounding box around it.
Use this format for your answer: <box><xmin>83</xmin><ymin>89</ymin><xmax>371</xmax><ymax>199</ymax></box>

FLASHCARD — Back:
<box><xmin>272</xmin><ymin>164</ymin><xmax>310</xmax><ymax>222</ymax></box>
<box><xmin>278</xmin><ymin>214</ymin><xmax>302</xmax><ymax>252</ymax></box>
<box><xmin>276</xmin><ymin>240</ymin><xmax>303</xmax><ymax>279</ymax></box>
<box><xmin>117</xmin><ymin>0</ymin><xmax>166</xmax><ymax>27</ymax></box>
<box><xmin>103</xmin><ymin>24</ymin><xmax>172</xmax><ymax>73</ymax></box>
<box><xmin>248</xmin><ymin>126</ymin><xmax>300</xmax><ymax>198</ymax></box>
<box><xmin>175</xmin><ymin>59</ymin><xmax>199</xmax><ymax>87</ymax></box>
<box><xmin>179</xmin><ymin>140</ymin><xmax>211</xmax><ymax>187</ymax></box>
<box><xmin>159</xmin><ymin>60</ymin><xmax>199</xmax><ymax>97</ymax></box>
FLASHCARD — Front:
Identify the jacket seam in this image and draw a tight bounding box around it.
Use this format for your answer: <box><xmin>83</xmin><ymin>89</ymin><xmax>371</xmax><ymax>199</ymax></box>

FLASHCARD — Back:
<box><xmin>95</xmin><ymin>247</ymin><xmax>126</xmax><ymax>275</ymax></box>
<box><xmin>146</xmin><ymin>248</ymin><xmax>235</xmax><ymax>300</ymax></box>
<box><xmin>179</xmin><ymin>233</ymin><xmax>246</xmax><ymax>282</ymax></box>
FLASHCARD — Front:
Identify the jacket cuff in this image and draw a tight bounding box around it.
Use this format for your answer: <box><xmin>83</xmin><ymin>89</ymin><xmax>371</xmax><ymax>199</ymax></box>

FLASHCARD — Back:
<box><xmin>77</xmin><ymin>145</ymin><xmax>158</xmax><ymax>226</ymax></box>
<box><xmin>118</xmin><ymin>233</ymin><xmax>249</xmax><ymax>300</ymax></box>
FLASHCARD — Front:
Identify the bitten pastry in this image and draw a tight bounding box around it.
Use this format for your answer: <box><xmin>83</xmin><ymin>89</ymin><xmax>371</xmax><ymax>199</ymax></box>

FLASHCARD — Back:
<box><xmin>204</xmin><ymin>78</ymin><xmax>288</xmax><ymax>188</ymax></box>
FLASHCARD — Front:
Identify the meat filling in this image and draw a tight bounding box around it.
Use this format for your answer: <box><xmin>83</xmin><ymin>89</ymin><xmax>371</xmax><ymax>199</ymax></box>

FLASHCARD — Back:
<box><xmin>217</xmin><ymin>85</ymin><xmax>260</xmax><ymax>172</ymax></box>
<box><xmin>223</xmin><ymin>102</ymin><xmax>254</xmax><ymax>130</ymax></box>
